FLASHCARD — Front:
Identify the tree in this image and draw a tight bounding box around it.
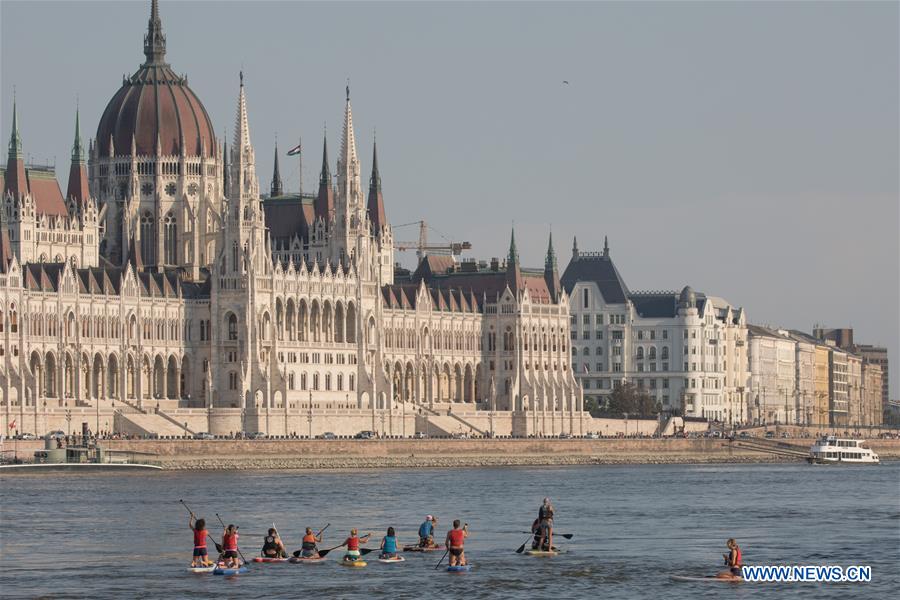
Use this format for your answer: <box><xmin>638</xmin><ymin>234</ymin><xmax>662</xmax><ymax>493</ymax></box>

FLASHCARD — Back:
<box><xmin>607</xmin><ymin>382</ymin><xmax>659</xmax><ymax>418</ymax></box>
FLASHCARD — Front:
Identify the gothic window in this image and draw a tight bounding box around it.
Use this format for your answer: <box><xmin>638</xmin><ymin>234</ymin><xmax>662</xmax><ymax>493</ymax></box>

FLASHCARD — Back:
<box><xmin>141</xmin><ymin>183</ymin><xmax>153</xmax><ymax>196</ymax></box>
<box><xmin>163</xmin><ymin>212</ymin><xmax>177</xmax><ymax>265</ymax></box>
<box><xmin>140</xmin><ymin>212</ymin><xmax>156</xmax><ymax>264</ymax></box>
<box><xmin>232</xmin><ymin>242</ymin><xmax>239</xmax><ymax>271</ymax></box>
<box><xmin>165</xmin><ymin>182</ymin><xmax>176</xmax><ymax>196</ymax></box>
<box><xmin>188</xmin><ymin>183</ymin><xmax>198</xmax><ymax>196</ymax></box>
<box><xmin>227</xmin><ymin>314</ymin><xmax>238</xmax><ymax>341</ymax></box>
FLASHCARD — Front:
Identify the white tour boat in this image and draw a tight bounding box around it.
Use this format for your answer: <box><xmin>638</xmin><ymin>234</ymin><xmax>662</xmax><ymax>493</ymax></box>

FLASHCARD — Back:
<box><xmin>808</xmin><ymin>436</ymin><xmax>880</xmax><ymax>465</ymax></box>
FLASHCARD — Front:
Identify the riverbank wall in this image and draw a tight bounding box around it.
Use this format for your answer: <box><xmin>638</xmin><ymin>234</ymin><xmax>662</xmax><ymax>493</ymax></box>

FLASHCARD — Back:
<box><xmin>5</xmin><ymin>438</ymin><xmax>899</xmax><ymax>470</ymax></box>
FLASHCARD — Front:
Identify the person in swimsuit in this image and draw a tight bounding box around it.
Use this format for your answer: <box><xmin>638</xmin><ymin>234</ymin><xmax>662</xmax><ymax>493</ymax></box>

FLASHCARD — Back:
<box><xmin>300</xmin><ymin>527</ymin><xmax>323</xmax><ymax>558</ymax></box>
<box><xmin>722</xmin><ymin>538</ymin><xmax>743</xmax><ymax>578</ymax></box>
<box><xmin>445</xmin><ymin>520</ymin><xmax>469</xmax><ymax>566</ymax></box>
<box><xmin>261</xmin><ymin>527</ymin><xmax>287</xmax><ymax>558</ymax></box>
<box><xmin>221</xmin><ymin>524</ymin><xmax>241</xmax><ymax>568</ymax></box>
<box><xmin>339</xmin><ymin>528</ymin><xmax>371</xmax><ymax>562</ymax></box>
<box><xmin>380</xmin><ymin>527</ymin><xmax>400</xmax><ymax>559</ymax></box>
<box><xmin>189</xmin><ymin>516</ymin><xmax>213</xmax><ymax>567</ymax></box>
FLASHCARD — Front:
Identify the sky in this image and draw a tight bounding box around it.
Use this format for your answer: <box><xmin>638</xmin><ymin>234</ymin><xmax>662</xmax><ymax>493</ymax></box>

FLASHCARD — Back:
<box><xmin>1</xmin><ymin>1</ymin><xmax>898</xmax><ymax>396</ymax></box>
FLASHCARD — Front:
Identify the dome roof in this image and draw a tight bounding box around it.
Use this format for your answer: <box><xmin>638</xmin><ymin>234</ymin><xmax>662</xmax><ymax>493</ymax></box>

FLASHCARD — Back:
<box><xmin>679</xmin><ymin>285</ymin><xmax>696</xmax><ymax>307</ymax></box>
<box><xmin>95</xmin><ymin>1</ymin><xmax>215</xmax><ymax>158</ymax></box>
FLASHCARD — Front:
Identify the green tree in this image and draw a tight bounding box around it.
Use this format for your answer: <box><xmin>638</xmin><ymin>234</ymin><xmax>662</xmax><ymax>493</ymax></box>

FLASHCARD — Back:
<box><xmin>607</xmin><ymin>382</ymin><xmax>659</xmax><ymax>418</ymax></box>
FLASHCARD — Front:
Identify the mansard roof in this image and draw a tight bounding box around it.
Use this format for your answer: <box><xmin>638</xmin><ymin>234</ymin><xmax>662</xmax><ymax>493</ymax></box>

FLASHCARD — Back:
<box><xmin>0</xmin><ymin>165</ymin><xmax>68</xmax><ymax>217</ymax></box>
<box><xmin>561</xmin><ymin>250</ymin><xmax>630</xmax><ymax>304</ymax></box>
<box><xmin>263</xmin><ymin>193</ymin><xmax>316</xmax><ymax>241</ymax></box>
<box><xmin>23</xmin><ymin>262</ymin><xmax>209</xmax><ymax>298</ymax></box>
<box><xmin>629</xmin><ymin>292</ymin><xmax>678</xmax><ymax>318</ymax></box>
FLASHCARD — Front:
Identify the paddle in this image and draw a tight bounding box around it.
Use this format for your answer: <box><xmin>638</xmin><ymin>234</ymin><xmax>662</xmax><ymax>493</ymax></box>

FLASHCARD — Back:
<box><xmin>434</xmin><ymin>547</ymin><xmax>449</xmax><ymax>569</ymax></box>
<box><xmin>216</xmin><ymin>513</ymin><xmax>248</xmax><ymax>566</ymax></box>
<box><xmin>519</xmin><ymin>531</ymin><xmax>575</xmax><ymax>540</ymax></box>
<box><xmin>179</xmin><ymin>499</ymin><xmax>223</xmax><ymax>554</ymax></box>
<box><xmin>515</xmin><ymin>534</ymin><xmax>535</xmax><ymax>554</ymax></box>
<box><xmin>291</xmin><ymin>524</ymin><xmax>332</xmax><ymax>558</ymax></box>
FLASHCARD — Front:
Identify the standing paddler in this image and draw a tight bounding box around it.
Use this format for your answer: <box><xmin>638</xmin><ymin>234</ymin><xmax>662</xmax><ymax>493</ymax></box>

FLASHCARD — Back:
<box><xmin>445</xmin><ymin>520</ymin><xmax>469</xmax><ymax>567</ymax></box>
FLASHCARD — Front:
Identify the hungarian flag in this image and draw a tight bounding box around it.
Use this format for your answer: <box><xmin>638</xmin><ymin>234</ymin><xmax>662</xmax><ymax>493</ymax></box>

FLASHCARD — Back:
<box><xmin>287</xmin><ymin>142</ymin><xmax>302</xmax><ymax>156</ymax></box>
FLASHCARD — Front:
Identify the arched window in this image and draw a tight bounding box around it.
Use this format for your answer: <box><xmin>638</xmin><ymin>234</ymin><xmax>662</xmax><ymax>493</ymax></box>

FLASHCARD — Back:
<box><xmin>163</xmin><ymin>212</ymin><xmax>177</xmax><ymax>265</ymax></box>
<box><xmin>227</xmin><ymin>314</ymin><xmax>238</xmax><ymax>341</ymax></box>
<box><xmin>140</xmin><ymin>212</ymin><xmax>155</xmax><ymax>264</ymax></box>
<box><xmin>636</xmin><ymin>347</ymin><xmax>644</xmax><ymax>360</ymax></box>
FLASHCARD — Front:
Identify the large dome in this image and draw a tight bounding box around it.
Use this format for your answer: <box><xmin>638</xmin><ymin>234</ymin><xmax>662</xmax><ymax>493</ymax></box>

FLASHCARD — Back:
<box><xmin>95</xmin><ymin>1</ymin><xmax>216</xmax><ymax>158</ymax></box>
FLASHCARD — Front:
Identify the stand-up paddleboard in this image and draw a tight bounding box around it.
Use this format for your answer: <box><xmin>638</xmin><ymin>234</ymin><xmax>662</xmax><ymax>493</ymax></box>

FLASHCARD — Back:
<box><xmin>447</xmin><ymin>564</ymin><xmax>473</xmax><ymax>572</ymax></box>
<box><xmin>341</xmin><ymin>558</ymin><xmax>367</xmax><ymax>568</ymax></box>
<box><xmin>404</xmin><ymin>545</ymin><xmax>444</xmax><ymax>552</ymax></box>
<box><xmin>289</xmin><ymin>556</ymin><xmax>328</xmax><ymax>564</ymax></box>
<box><xmin>252</xmin><ymin>557</ymin><xmax>289</xmax><ymax>563</ymax></box>
<box><xmin>670</xmin><ymin>574</ymin><xmax>742</xmax><ymax>583</ymax></box>
<box><xmin>378</xmin><ymin>556</ymin><xmax>406</xmax><ymax>564</ymax></box>
<box><xmin>188</xmin><ymin>564</ymin><xmax>216</xmax><ymax>573</ymax></box>
<box><xmin>524</xmin><ymin>549</ymin><xmax>566</xmax><ymax>556</ymax></box>
<box><xmin>213</xmin><ymin>564</ymin><xmax>248</xmax><ymax>575</ymax></box>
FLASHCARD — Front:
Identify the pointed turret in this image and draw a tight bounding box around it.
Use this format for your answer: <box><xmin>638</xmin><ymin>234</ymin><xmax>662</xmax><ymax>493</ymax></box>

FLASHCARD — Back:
<box><xmin>270</xmin><ymin>140</ymin><xmax>283</xmax><ymax>197</ymax></box>
<box><xmin>229</xmin><ymin>71</ymin><xmax>258</xmax><ymax>203</ymax></box>
<box><xmin>367</xmin><ymin>138</ymin><xmax>386</xmax><ymax>232</ymax></box>
<box><xmin>544</xmin><ymin>231</ymin><xmax>561</xmax><ymax>301</ymax></box>
<box><xmin>572</xmin><ymin>235</ymin><xmax>579</xmax><ymax>260</ymax></box>
<box><xmin>505</xmin><ymin>227</ymin><xmax>524</xmax><ymax>294</ymax></box>
<box><xmin>4</xmin><ymin>94</ymin><xmax>27</xmax><ymax>198</ymax></box>
<box><xmin>143</xmin><ymin>0</ymin><xmax>167</xmax><ymax>65</ymax></box>
<box><xmin>66</xmin><ymin>107</ymin><xmax>90</xmax><ymax>203</ymax></box>
<box><xmin>603</xmin><ymin>235</ymin><xmax>610</xmax><ymax>257</ymax></box>
<box><xmin>337</xmin><ymin>84</ymin><xmax>361</xmax><ymax>211</ymax></box>
<box><xmin>222</xmin><ymin>137</ymin><xmax>229</xmax><ymax>195</ymax></box>
<box><xmin>314</xmin><ymin>131</ymin><xmax>334</xmax><ymax>221</ymax></box>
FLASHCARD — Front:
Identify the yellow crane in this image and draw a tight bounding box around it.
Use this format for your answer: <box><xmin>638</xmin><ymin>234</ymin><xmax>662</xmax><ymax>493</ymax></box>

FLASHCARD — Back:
<box><xmin>393</xmin><ymin>220</ymin><xmax>472</xmax><ymax>261</ymax></box>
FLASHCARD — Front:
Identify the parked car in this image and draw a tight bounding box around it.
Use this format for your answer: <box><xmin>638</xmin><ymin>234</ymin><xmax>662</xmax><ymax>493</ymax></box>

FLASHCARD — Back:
<box><xmin>246</xmin><ymin>432</ymin><xmax>266</xmax><ymax>439</ymax></box>
<box><xmin>413</xmin><ymin>431</ymin><xmax>428</xmax><ymax>439</ymax></box>
<box><xmin>355</xmin><ymin>430</ymin><xmax>375</xmax><ymax>440</ymax></box>
<box><xmin>451</xmin><ymin>432</ymin><xmax>469</xmax><ymax>439</ymax></box>
<box><xmin>558</xmin><ymin>432</ymin><xmax>572</xmax><ymax>439</ymax></box>
<box><xmin>765</xmin><ymin>431</ymin><xmax>775</xmax><ymax>439</ymax></box>
<box><xmin>46</xmin><ymin>430</ymin><xmax>66</xmax><ymax>440</ymax></box>
<box><xmin>16</xmin><ymin>432</ymin><xmax>37</xmax><ymax>440</ymax></box>
<box><xmin>193</xmin><ymin>432</ymin><xmax>214</xmax><ymax>440</ymax></box>
<box><xmin>780</xmin><ymin>432</ymin><xmax>791</xmax><ymax>438</ymax></box>
<box><xmin>318</xmin><ymin>432</ymin><xmax>336</xmax><ymax>440</ymax></box>
<box><xmin>585</xmin><ymin>432</ymin><xmax>600</xmax><ymax>439</ymax></box>
<box><xmin>738</xmin><ymin>431</ymin><xmax>750</xmax><ymax>439</ymax></box>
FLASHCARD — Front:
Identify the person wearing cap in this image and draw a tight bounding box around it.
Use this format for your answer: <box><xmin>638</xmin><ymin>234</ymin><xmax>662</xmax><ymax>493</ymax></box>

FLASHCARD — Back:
<box><xmin>418</xmin><ymin>515</ymin><xmax>438</xmax><ymax>548</ymax></box>
<box><xmin>536</xmin><ymin>498</ymin><xmax>554</xmax><ymax>551</ymax></box>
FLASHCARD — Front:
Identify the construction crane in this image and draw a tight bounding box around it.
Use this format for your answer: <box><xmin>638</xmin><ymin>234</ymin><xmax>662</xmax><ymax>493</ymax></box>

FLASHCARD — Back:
<box><xmin>393</xmin><ymin>221</ymin><xmax>472</xmax><ymax>262</ymax></box>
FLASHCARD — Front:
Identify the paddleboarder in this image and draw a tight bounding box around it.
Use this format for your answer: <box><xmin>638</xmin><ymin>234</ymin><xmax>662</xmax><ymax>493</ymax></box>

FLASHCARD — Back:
<box><xmin>261</xmin><ymin>527</ymin><xmax>287</xmax><ymax>559</ymax></box>
<box><xmin>445</xmin><ymin>520</ymin><xmax>469</xmax><ymax>567</ymax></box>
<box><xmin>221</xmin><ymin>524</ymin><xmax>241</xmax><ymax>568</ymax></box>
<box><xmin>188</xmin><ymin>516</ymin><xmax>213</xmax><ymax>567</ymax></box>
<box><xmin>721</xmin><ymin>539</ymin><xmax>743</xmax><ymax>579</ymax></box>
<box><xmin>339</xmin><ymin>528</ymin><xmax>371</xmax><ymax>562</ymax></box>
<box><xmin>299</xmin><ymin>527</ymin><xmax>324</xmax><ymax>559</ymax></box>
<box><xmin>536</xmin><ymin>497</ymin><xmax>554</xmax><ymax>551</ymax></box>
<box><xmin>418</xmin><ymin>515</ymin><xmax>438</xmax><ymax>548</ymax></box>
<box><xmin>379</xmin><ymin>527</ymin><xmax>400</xmax><ymax>559</ymax></box>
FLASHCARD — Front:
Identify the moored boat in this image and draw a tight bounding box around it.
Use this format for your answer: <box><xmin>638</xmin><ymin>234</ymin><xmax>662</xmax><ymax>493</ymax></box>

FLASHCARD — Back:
<box><xmin>807</xmin><ymin>436</ymin><xmax>879</xmax><ymax>465</ymax></box>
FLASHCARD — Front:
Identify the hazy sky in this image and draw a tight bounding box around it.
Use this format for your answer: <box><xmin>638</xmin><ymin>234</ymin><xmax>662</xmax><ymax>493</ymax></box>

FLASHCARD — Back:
<box><xmin>2</xmin><ymin>1</ymin><xmax>898</xmax><ymax>395</ymax></box>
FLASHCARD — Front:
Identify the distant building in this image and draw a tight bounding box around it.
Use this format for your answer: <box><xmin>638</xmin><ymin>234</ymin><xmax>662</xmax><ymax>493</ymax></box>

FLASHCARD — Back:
<box><xmin>562</xmin><ymin>238</ymin><xmax>749</xmax><ymax>424</ymax></box>
<box><xmin>748</xmin><ymin>325</ymin><xmax>797</xmax><ymax>425</ymax></box>
<box><xmin>813</xmin><ymin>327</ymin><xmax>890</xmax><ymax>414</ymax></box>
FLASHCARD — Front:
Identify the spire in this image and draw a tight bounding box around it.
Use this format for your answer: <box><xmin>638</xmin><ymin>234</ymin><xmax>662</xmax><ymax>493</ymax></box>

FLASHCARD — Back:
<box><xmin>367</xmin><ymin>137</ymin><xmax>386</xmax><ymax>231</ymax></box>
<box><xmin>8</xmin><ymin>93</ymin><xmax>22</xmax><ymax>160</ymax></box>
<box><xmin>4</xmin><ymin>93</ymin><xmax>26</xmax><ymax>198</ymax></box>
<box><xmin>315</xmin><ymin>130</ymin><xmax>334</xmax><ymax>221</ymax></box>
<box><xmin>572</xmin><ymin>235</ymin><xmax>579</xmax><ymax>260</ymax></box>
<box><xmin>505</xmin><ymin>227</ymin><xmax>524</xmax><ymax>295</ymax></box>
<box><xmin>222</xmin><ymin>136</ymin><xmax>229</xmax><ymax>195</ymax></box>
<box><xmin>603</xmin><ymin>235</ymin><xmax>610</xmax><ymax>257</ymax></box>
<box><xmin>337</xmin><ymin>84</ymin><xmax>361</xmax><ymax>207</ymax></box>
<box><xmin>71</xmin><ymin>105</ymin><xmax>84</xmax><ymax>163</ymax></box>
<box><xmin>142</xmin><ymin>0</ymin><xmax>167</xmax><ymax>65</ymax></box>
<box><xmin>270</xmin><ymin>139</ymin><xmax>283</xmax><ymax>197</ymax></box>
<box><xmin>66</xmin><ymin>107</ymin><xmax>90</xmax><ymax>203</ymax></box>
<box><xmin>544</xmin><ymin>230</ymin><xmax>561</xmax><ymax>301</ymax></box>
<box><xmin>230</xmin><ymin>72</ymin><xmax>258</xmax><ymax>202</ymax></box>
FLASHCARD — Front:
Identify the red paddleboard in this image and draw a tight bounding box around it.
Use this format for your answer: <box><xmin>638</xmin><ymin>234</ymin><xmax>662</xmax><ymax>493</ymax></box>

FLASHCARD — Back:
<box><xmin>253</xmin><ymin>557</ymin><xmax>289</xmax><ymax>563</ymax></box>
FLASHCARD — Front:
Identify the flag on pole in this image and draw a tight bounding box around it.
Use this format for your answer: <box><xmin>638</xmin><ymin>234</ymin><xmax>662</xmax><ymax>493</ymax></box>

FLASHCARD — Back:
<box><xmin>287</xmin><ymin>143</ymin><xmax>302</xmax><ymax>156</ymax></box>
<box><xmin>8</xmin><ymin>419</ymin><xmax>16</xmax><ymax>430</ymax></box>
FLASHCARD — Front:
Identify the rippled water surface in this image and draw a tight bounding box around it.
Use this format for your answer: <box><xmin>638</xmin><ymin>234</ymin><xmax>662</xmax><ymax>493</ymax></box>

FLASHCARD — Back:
<box><xmin>1</xmin><ymin>463</ymin><xmax>898</xmax><ymax>599</ymax></box>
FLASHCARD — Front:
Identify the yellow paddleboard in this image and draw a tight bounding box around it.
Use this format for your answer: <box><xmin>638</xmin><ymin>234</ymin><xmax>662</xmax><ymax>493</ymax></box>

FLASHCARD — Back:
<box><xmin>341</xmin><ymin>559</ymin><xmax>367</xmax><ymax>568</ymax></box>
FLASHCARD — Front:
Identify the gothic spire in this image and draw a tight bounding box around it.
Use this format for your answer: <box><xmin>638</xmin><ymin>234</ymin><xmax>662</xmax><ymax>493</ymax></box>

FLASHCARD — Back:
<box><xmin>545</xmin><ymin>230</ymin><xmax>556</xmax><ymax>270</ymax></box>
<box><xmin>270</xmin><ymin>139</ymin><xmax>283</xmax><ymax>197</ymax></box>
<box><xmin>66</xmin><ymin>107</ymin><xmax>90</xmax><ymax>203</ymax></box>
<box><xmin>315</xmin><ymin>129</ymin><xmax>334</xmax><ymax>221</ymax></box>
<box><xmin>222</xmin><ymin>136</ymin><xmax>229</xmax><ymax>195</ymax></box>
<box><xmin>230</xmin><ymin>71</ymin><xmax>258</xmax><ymax>201</ymax></box>
<box><xmin>143</xmin><ymin>0</ymin><xmax>167</xmax><ymax>65</ymax></box>
<box><xmin>367</xmin><ymin>137</ymin><xmax>386</xmax><ymax>231</ymax></box>
<box><xmin>572</xmin><ymin>235</ymin><xmax>579</xmax><ymax>259</ymax></box>
<box><xmin>505</xmin><ymin>227</ymin><xmax>524</xmax><ymax>294</ymax></box>
<box><xmin>508</xmin><ymin>228</ymin><xmax>519</xmax><ymax>265</ymax></box>
<box><xmin>8</xmin><ymin>93</ymin><xmax>22</xmax><ymax>160</ymax></box>
<box><xmin>337</xmin><ymin>83</ymin><xmax>360</xmax><ymax>200</ymax></box>
<box><xmin>544</xmin><ymin>230</ymin><xmax>561</xmax><ymax>301</ymax></box>
<box><xmin>603</xmin><ymin>235</ymin><xmax>610</xmax><ymax>257</ymax></box>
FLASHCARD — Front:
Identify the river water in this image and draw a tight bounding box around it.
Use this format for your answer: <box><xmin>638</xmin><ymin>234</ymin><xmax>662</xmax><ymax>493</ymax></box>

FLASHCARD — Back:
<box><xmin>1</xmin><ymin>463</ymin><xmax>897</xmax><ymax>599</ymax></box>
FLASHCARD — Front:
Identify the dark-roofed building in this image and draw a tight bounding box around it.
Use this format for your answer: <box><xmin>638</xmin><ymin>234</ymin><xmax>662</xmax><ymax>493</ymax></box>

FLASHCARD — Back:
<box><xmin>563</xmin><ymin>239</ymin><xmax>749</xmax><ymax>425</ymax></box>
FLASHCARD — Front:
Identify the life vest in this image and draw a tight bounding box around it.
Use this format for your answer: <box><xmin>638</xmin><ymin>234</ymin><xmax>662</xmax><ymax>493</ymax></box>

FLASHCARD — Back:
<box><xmin>346</xmin><ymin>536</ymin><xmax>359</xmax><ymax>551</ymax></box>
<box><xmin>193</xmin><ymin>529</ymin><xmax>206</xmax><ymax>549</ymax></box>
<box><xmin>448</xmin><ymin>529</ymin><xmax>465</xmax><ymax>548</ymax></box>
<box><xmin>302</xmin><ymin>534</ymin><xmax>317</xmax><ymax>550</ymax></box>
<box><xmin>223</xmin><ymin>533</ymin><xmax>238</xmax><ymax>552</ymax></box>
<box><xmin>262</xmin><ymin>535</ymin><xmax>279</xmax><ymax>552</ymax></box>
<box><xmin>733</xmin><ymin>546</ymin><xmax>742</xmax><ymax>566</ymax></box>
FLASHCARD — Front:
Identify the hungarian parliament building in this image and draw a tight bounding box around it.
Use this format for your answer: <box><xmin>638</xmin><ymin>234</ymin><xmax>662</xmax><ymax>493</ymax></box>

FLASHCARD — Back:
<box><xmin>0</xmin><ymin>1</ymin><xmax>584</xmax><ymax>437</ymax></box>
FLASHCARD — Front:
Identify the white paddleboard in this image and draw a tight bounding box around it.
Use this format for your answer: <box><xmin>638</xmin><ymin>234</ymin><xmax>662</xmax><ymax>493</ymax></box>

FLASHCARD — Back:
<box><xmin>378</xmin><ymin>556</ymin><xmax>406</xmax><ymax>564</ymax></box>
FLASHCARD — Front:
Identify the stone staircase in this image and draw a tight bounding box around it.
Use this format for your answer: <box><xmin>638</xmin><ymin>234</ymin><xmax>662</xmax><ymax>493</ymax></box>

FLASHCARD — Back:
<box><xmin>115</xmin><ymin>411</ymin><xmax>191</xmax><ymax>437</ymax></box>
